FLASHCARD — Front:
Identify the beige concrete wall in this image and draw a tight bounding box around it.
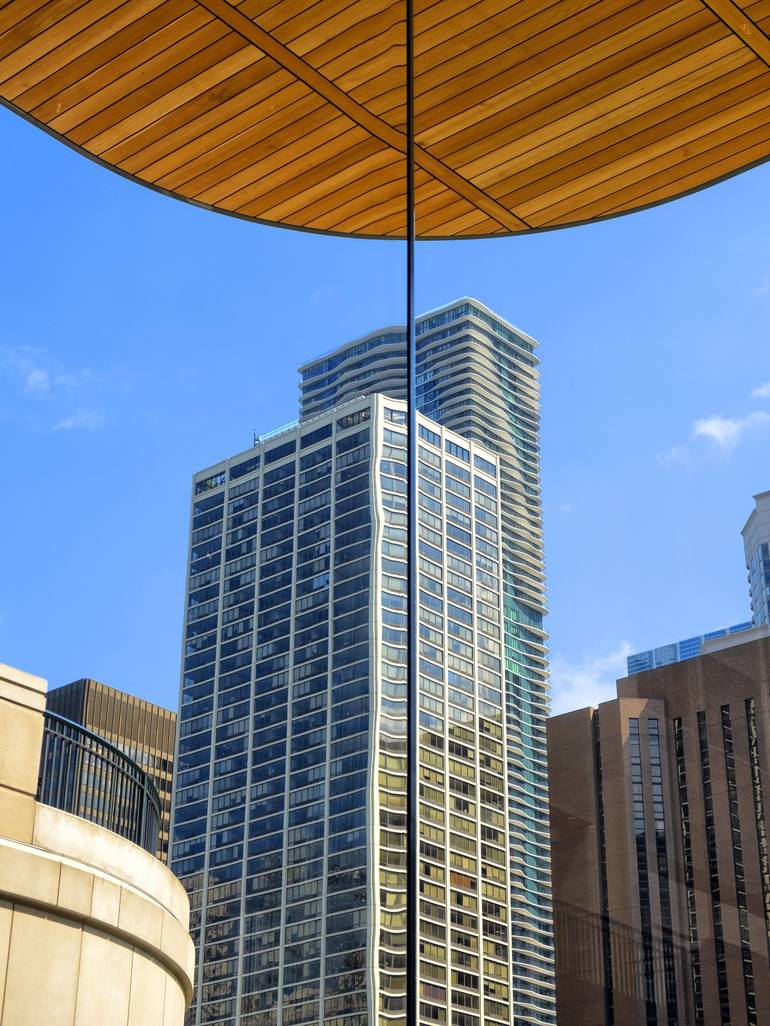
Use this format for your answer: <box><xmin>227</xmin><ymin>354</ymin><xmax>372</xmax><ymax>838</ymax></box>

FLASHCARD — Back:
<box><xmin>0</xmin><ymin>663</ymin><xmax>194</xmax><ymax>1026</ymax></box>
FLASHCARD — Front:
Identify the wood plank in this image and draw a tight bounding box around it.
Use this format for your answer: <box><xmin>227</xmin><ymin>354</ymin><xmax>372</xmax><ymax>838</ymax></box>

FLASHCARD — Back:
<box><xmin>459</xmin><ymin>36</ymin><xmax>747</xmax><ymax>183</ymax></box>
<box><xmin>603</xmin><ymin>134</ymin><xmax>770</xmax><ymax>217</ymax></box>
<box><xmin>2</xmin><ymin>0</ymin><xmax>769</xmax><ymax>236</ymax></box>
<box><xmin>701</xmin><ymin>0</ymin><xmax>770</xmax><ymax>66</ymax></box>
<box><xmin>492</xmin><ymin>62</ymin><xmax>766</xmax><ymax>209</ymax></box>
<box><xmin>28</xmin><ymin>4</ymin><xmax>210</xmax><ymax>121</ymax></box>
<box><xmin>206</xmin><ymin>127</ymin><xmax>382</xmax><ymax>214</ymax></box>
<box><xmin>413</xmin><ymin>0</ymin><xmax>565</xmax><ymax>57</ymax></box>
<box><xmin>235</xmin><ymin>144</ymin><xmax>396</xmax><ymax>221</ymax></box>
<box><xmin>198</xmin><ymin>117</ymin><xmax>370</xmax><ymax>205</ymax></box>
<box><xmin>298</xmin><ymin>170</ymin><xmax>406</xmax><ymax>233</ymax></box>
<box><xmin>117</xmin><ymin>23</ymin><xmax>402</xmax><ymax>175</ymax></box>
<box><xmin>0</xmin><ymin>0</ymin><xmax>125</xmax><ymax>84</ymax></box>
<box><xmin>86</xmin><ymin>43</ymin><xmax>261</xmax><ymax>155</ymax></box>
<box><xmin>13</xmin><ymin>0</ymin><xmax>193</xmax><ymax>108</ymax></box>
<box><xmin>425</xmin><ymin>10</ymin><xmax>722</xmax><ymax>151</ymax></box>
<box><xmin>0</xmin><ymin>0</ymin><xmax>64</xmax><ymax>39</ymax></box>
<box><xmin>170</xmin><ymin>100</ymin><xmax>346</xmax><ymax>197</ymax></box>
<box><xmin>61</xmin><ymin>28</ymin><xmax>244</xmax><ymax>145</ymax></box>
<box><xmin>519</xmin><ymin>82</ymin><xmax>770</xmax><ymax>222</ymax></box>
<box><xmin>312</xmin><ymin>185</ymin><xmax>424</xmax><ymax>235</ymax></box>
<box><xmin>127</xmin><ymin>70</ymin><xmax>305</xmax><ymax>179</ymax></box>
<box><xmin>193</xmin><ymin>0</ymin><xmax>525</xmax><ymax>229</ymax></box>
<box><xmin>535</xmin><ymin>112</ymin><xmax>770</xmax><ymax>226</ymax></box>
<box><xmin>116</xmin><ymin>63</ymin><xmax>297</xmax><ymax>171</ymax></box>
<box><xmin>481</xmin><ymin>46</ymin><xmax>755</xmax><ymax>198</ymax></box>
<box><xmin>428</xmin><ymin>207</ymin><xmax>498</xmax><ymax>237</ymax></box>
<box><xmin>409</xmin><ymin>0</ymin><xmax>681</xmax><ymax>116</ymax></box>
<box><xmin>270</xmin><ymin>0</ymin><xmax>397</xmax><ymax>57</ymax></box>
<box><xmin>431</xmin><ymin>9</ymin><xmax>726</xmax><ymax>165</ymax></box>
<box><xmin>422</xmin><ymin>1</ymin><xmax>711</xmax><ymax>153</ymax></box>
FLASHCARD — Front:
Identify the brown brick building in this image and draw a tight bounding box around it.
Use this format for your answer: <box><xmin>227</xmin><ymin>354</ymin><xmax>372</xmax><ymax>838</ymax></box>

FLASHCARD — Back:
<box><xmin>47</xmin><ymin>678</ymin><xmax>176</xmax><ymax>862</ymax></box>
<box><xmin>549</xmin><ymin>627</ymin><xmax>770</xmax><ymax>1026</ymax></box>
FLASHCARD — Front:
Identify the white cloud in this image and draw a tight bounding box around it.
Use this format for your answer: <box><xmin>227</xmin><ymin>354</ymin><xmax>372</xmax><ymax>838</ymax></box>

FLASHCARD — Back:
<box><xmin>24</xmin><ymin>366</ymin><xmax>51</xmax><ymax>395</ymax></box>
<box><xmin>692</xmin><ymin>411</ymin><xmax>770</xmax><ymax>454</ymax></box>
<box><xmin>656</xmin><ymin>444</ymin><xmax>690</xmax><ymax>468</ymax></box>
<box><xmin>752</xmin><ymin>381</ymin><xmax>770</xmax><ymax>399</ymax></box>
<box><xmin>53</xmin><ymin>408</ymin><xmax>104</xmax><ymax>431</ymax></box>
<box><xmin>549</xmin><ymin>641</ymin><xmax>634</xmax><ymax>716</ymax></box>
<box><xmin>557</xmin><ymin>502</ymin><xmax>573</xmax><ymax>514</ymax></box>
<box><xmin>754</xmin><ymin>273</ymin><xmax>770</xmax><ymax>297</ymax></box>
<box><xmin>0</xmin><ymin>345</ymin><xmax>93</xmax><ymax>399</ymax></box>
<box><xmin>1</xmin><ymin>346</ymin><xmax>51</xmax><ymax>396</ymax></box>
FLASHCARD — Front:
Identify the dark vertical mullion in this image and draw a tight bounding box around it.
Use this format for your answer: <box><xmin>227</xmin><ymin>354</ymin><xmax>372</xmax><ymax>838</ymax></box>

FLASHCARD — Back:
<box><xmin>721</xmin><ymin>705</ymin><xmax>756</xmax><ymax>1025</ymax></box>
<box><xmin>673</xmin><ymin>718</ymin><xmax>704</xmax><ymax>1026</ymax></box>
<box><xmin>697</xmin><ymin>710</ymin><xmax>729</xmax><ymax>1025</ymax></box>
<box><xmin>406</xmin><ymin>2</ymin><xmax>418</xmax><ymax>1026</ymax></box>
<box><xmin>592</xmin><ymin>711</ymin><xmax>614</xmax><ymax>1025</ymax></box>
<box><xmin>629</xmin><ymin>717</ymin><xmax>656</xmax><ymax>1025</ymax></box>
<box><xmin>745</xmin><ymin>698</ymin><xmax>770</xmax><ymax>964</ymax></box>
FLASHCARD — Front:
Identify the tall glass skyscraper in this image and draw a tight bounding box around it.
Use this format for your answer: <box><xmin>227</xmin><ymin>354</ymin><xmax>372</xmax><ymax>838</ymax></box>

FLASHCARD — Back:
<box><xmin>173</xmin><ymin>299</ymin><xmax>554</xmax><ymax>1026</ymax></box>
<box><xmin>300</xmin><ymin>299</ymin><xmax>553</xmax><ymax>1024</ymax></box>
<box><xmin>743</xmin><ymin>490</ymin><xmax>770</xmax><ymax>627</ymax></box>
<box><xmin>173</xmin><ymin>392</ymin><xmax>530</xmax><ymax>1026</ymax></box>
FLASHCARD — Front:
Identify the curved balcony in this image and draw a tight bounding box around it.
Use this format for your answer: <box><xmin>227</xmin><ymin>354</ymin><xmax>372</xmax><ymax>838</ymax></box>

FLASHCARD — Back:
<box><xmin>36</xmin><ymin>710</ymin><xmax>161</xmax><ymax>854</ymax></box>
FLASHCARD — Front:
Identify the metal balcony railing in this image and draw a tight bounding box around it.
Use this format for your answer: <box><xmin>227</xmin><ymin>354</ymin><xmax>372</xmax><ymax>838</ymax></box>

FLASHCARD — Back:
<box><xmin>37</xmin><ymin>711</ymin><xmax>161</xmax><ymax>854</ymax></box>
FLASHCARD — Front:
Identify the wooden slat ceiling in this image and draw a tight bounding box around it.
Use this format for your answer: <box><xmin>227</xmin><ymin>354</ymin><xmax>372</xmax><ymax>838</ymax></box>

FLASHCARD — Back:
<box><xmin>2</xmin><ymin>0</ymin><xmax>770</xmax><ymax>238</ymax></box>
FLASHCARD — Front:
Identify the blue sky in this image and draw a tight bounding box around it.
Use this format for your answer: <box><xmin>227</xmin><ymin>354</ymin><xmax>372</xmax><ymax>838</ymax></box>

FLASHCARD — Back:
<box><xmin>1</xmin><ymin>105</ymin><xmax>769</xmax><ymax>715</ymax></box>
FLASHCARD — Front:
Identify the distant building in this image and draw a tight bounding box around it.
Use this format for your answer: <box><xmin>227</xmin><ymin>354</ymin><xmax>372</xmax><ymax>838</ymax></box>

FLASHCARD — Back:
<box><xmin>742</xmin><ymin>490</ymin><xmax>770</xmax><ymax>627</ymax></box>
<box><xmin>549</xmin><ymin>626</ymin><xmax>770</xmax><ymax>1026</ymax></box>
<box><xmin>47</xmin><ymin>678</ymin><xmax>175</xmax><ymax>862</ymax></box>
<box><xmin>626</xmin><ymin>622</ymin><xmax>752</xmax><ymax>675</ymax></box>
<box><xmin>0</xmin><ymin>661</ymin><xmax>193</xmax><ymax>1026</ymax></box>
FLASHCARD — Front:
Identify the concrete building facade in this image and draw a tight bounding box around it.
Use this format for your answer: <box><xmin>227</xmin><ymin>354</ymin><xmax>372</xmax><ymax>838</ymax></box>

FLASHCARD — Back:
<box><xmin>549</xmin><ymin>628</ymin><xmax>770</xmax><ymax>1026</ymax></box>
<box><xmin>48</xmin><ymin>678</ymin><xmax>176</xmax><ymax>862</ymax></box>
<box><xmin>0</xmin><ymin>661</ymin><xmax>194</xmax><ymax>1026</ymax></box>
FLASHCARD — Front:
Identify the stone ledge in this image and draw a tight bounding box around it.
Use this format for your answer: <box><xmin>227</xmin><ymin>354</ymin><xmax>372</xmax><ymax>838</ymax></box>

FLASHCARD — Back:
<box><xmin>33</xmin><ymin>804</ymin><xmax>190</xmax><ymax>925</ymax></box>
<box><xmin>0</xmin><ymin>662</ymin><xmax>47</xmax><ymax>712</ymax></box>
<box><xmin>0</xmin><ymin>832</ymin><xmax>194</xmax><ymax>1001</ymax></box>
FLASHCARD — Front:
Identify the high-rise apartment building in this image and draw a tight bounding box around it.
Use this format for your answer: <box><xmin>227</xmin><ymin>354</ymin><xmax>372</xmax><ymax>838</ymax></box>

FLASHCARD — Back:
<box><xmin>626</xmin><ymin>622</ymin><xmax>751</xmax><ymax>675</ymax></box>
<box><xmin>743</xmin><ymin>490</ymin><xmax>770</xmax><ymax>626</ymax></box>
<box><xmin>549</xmin><ymin>626</ymin><xmax>770</xmax><ymax>1026</ymax></box>
<box><xmin>300</xmin><ymin>299</ymin><xmax>553</xmax><ymax>1022</ymax></box>
<box><xmin>172</xmin><ymin>386</ymin><xmax>549</xmax><ymax>1026</ymax></box>
<box><xmin>47</xmin><ymin>677</ymin><xmax>176</xmax><ymax>861</ymax></box>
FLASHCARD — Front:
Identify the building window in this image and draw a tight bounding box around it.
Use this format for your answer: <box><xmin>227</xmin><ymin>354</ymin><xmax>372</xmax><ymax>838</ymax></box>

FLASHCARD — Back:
<box><xmin>673</xmin><ymin>718</ymin><xmax>703</xmax><ymax>1025</ymax></box>
<box><xmin>697</xmin><ymin>711</ymin><xmax>729</xmax><ymax>1025</ymax></box>
<box><xmin>746</xmin><ymin>698</ymin><xmax>770</xmax><ymax>963</ymax></box>
<box><xmin>628</xmin><ymin>718</ymin><xmax>656</xmax><ymax>1026</ymax></box>
<box><xmin>721</xmin><ymin>705</ymin><xmax>756</xmax><ymax>1025</ymax></box>
<box><xmin>647</xmin><ymin>718</ymin><xmax>678</xmax><ymax>1025</ymax></box>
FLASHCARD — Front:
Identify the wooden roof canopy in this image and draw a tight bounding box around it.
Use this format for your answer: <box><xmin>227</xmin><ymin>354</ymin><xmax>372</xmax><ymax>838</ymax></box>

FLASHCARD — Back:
<box><xmin>2</xmin><ymin>0</ymin><xmax>770</xmax><ymax>239</ymax></box>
